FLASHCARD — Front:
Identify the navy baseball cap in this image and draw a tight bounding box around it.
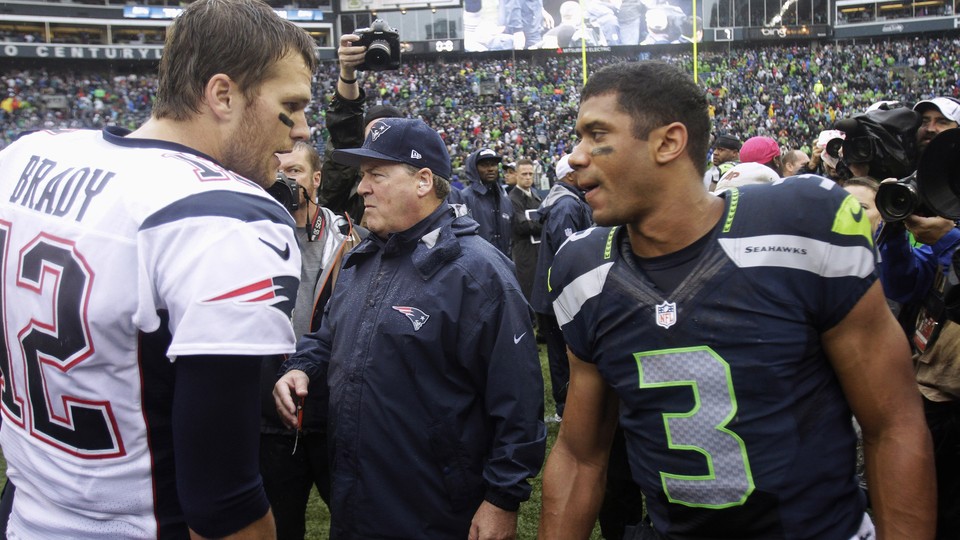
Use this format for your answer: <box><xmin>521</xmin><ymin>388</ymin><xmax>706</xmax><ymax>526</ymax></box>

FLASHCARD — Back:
<box><xmin>714</xmin><ymin>134</ymin><xmax>742</xmax><ymax>151</ymax></box>
<box><xmin>332</xmin><ymin>118</ymin><xmax>452</xmax><ymax>179</ymax></box>
<box><xmin>476</xmin><ymin>148</ymin><xmax>502</xmax><ymax>163</ymax></box>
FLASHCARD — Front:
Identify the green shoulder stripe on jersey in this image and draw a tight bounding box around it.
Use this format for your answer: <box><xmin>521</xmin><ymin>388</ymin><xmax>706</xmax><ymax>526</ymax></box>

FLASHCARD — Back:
<box><xmin>722</xmin><ymin>189</ymin><xmax>740</xmax><ymax>233</ymax></box>
<box><xmin>832</xmin><ymin>194</ymin><xmax>874</xmax><ymax>247</ymax></box>
<box><xmin>604</xmin><ymin>227</ymin><xmax>618</xmax><ymax>260</ymax></box>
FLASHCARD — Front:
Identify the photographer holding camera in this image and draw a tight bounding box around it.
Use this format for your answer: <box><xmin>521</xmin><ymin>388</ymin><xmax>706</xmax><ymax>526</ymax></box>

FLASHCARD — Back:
<box><xmin>317</xmin><ymin>23</ymin><xmax>402</xmax><ymax>223</ymax></box>
<box><xmin>875</xmin><ymin>96</ymin><xmax>960</xmax><ymax>539</ymax></box>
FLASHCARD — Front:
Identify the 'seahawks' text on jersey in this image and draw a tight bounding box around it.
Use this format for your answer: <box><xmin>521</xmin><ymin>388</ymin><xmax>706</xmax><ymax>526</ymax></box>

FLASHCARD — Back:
<box><xmin>0</xmin><ymin>128</ymin><xmax>300</xmax><ymax>538</ymax></box>
<box><xmin>551</xmin><ymin>176</ymin><xmax>876</xmax><ymax>540</ymax></box>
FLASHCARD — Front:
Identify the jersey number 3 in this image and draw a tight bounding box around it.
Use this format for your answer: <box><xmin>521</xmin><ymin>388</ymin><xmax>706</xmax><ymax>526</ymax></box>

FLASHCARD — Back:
<box><xmin>0</xmin><ymin>223</ymin><xmax>123</xmax><ymax>458</ymax></box>
<box><xmin>635</xmin><ymin>346</ymin><xmax>754</xmax><ymax>508</ymax></box>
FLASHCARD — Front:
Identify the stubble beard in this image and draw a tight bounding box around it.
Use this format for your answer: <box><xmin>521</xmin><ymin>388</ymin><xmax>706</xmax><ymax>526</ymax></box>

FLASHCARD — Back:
<box><xmin>223</xmin><ymin>104</ymin><xmax>272</xmax><ymax>187</ymax></box>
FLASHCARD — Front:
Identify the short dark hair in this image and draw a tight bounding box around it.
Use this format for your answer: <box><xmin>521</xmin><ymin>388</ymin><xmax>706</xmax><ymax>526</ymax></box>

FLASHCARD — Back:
<box><xmin>581</xmin><ymin>61</ymin><xmax>710</xmax><ymax>176</ymax></box>
<box><xmin>153</xmin><ymin>0</ymin><xmax>318</xmax><ymax>121</ymax></box>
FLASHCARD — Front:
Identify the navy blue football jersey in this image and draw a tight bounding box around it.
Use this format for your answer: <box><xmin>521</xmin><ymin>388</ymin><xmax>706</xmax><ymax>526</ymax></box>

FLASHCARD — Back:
<box><xmin>551</xmin><ymin>176</ymin><xmax>876</xmax><ymax>540</ymax></box>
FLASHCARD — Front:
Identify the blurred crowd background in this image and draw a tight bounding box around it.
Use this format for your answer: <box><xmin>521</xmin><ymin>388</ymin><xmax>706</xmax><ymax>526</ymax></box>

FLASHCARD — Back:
<box><xmin>2</xmin><ymin>35</ymin><xmax>958</xmax><ymax>185</ymax></box>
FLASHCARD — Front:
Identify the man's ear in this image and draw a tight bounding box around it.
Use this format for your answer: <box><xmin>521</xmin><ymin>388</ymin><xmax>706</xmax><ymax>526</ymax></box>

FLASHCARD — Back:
<box><xmin>652</xmin><ymin>122</ymin><xmax>688</xmax><ymax>166</ymax></box>
<box><xmin>205</xmin><ymin>73</ymin><xmax>239</xmax><ymax>121</ymax></box>
<box><xmin>312</xmin><ymin>170</ymin><xmax>322</xmax><ymax>189</ymax></box>
<box><xmin>416</xmin><ymin>168</ymin><xmax>433</xmax><ymax>196</ymax></box>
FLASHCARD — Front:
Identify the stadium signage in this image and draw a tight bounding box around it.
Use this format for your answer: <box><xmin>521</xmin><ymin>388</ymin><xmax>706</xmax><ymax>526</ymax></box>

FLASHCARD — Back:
<box><xmin>834</xmin><ymin>17</ymin><xmax>960</xmax><ymax>37</ymax></box>
<box><xmin>123</xmin><ymin>5</ymin><xmax>324</xmax><ymax>20</ymax></box>
<box><xmin>1</xmin><ymin>44</ymin><xmax>163</xmax><ymax>60</ymax></box>
<box><xmin>745</xmin><ymin>25</ymin><xmax>830</xmax><ymax>39</ymax></box>
<box><xmin>556</xmin><ymin>46</ymin><xmax>612</xmax><ymax>54</ymax></box>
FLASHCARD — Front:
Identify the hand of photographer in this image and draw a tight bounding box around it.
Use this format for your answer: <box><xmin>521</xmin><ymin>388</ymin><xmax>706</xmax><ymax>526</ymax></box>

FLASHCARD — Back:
<box><xmin>904</xmin><ymin>214</ymin><xmax>956</xmax><ymax>246</ymax></box>
<box><xmin>338</xmin><ymin>33</ymin><xmax>365</xmax><ymax>100</ymax></box>
<box><xmin>807</xmin><ymin>141</ymin><xmax>822</xmax><ymax>171</ymax></box>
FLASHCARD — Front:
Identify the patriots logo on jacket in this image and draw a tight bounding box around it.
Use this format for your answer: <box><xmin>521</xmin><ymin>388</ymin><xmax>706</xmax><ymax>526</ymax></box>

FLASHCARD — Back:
<box><xmin>202</xmin><ymin>276</ymin><xmax>297</xmax><ymax>317</ymax></box>
<box><xmin>392</xmin><ymin>306</ymin><xmax>430</xmax><ymax>331</ymax></box>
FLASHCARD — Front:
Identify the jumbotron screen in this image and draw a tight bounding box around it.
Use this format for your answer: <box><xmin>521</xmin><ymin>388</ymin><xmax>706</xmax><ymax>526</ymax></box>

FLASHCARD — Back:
<box><xmin>463</xmin><ymin>0</ymin><xmax>703</xmax><ymax>51</ymax></box>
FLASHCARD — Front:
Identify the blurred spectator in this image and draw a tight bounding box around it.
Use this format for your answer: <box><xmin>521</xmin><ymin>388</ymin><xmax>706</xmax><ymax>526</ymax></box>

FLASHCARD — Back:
<box><xmin>448</xmin><ymin>147</ymin><xmax>513</xmax><ymax>256</ymax></box>
<box><xmin>531</xmin><ymin>154</ymin><xmax>592</xmax><ymax>420</ymax></box>
<box><xmin>703</xmin><ymin>134</ymin><xmax>741</xmax><ymax>190</ymax></box>
<box><xmin>509</xmin><ymin>158</ymin><xmax>542</xmax><ymax>304</ymax></box>
<box><xmin>739</xmin><ymin>135</ymin><xmax>783</xmax><ymax>175</ymax></box>
<box><xmin>782</xmin><ymin>149</ymin><xmax>811</xmax><ymax>177</ymax></box>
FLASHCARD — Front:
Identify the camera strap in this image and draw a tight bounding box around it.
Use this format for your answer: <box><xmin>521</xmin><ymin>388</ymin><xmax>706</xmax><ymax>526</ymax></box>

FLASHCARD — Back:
<box><xmin>307</xmin><ymin>205</ymin><xmax>325</xmax><ymax>243</ymax></box>
<box><xmin>913</xmin><ymin>265</ymin><xmax>952</xmax><ymax>355</ymax></box>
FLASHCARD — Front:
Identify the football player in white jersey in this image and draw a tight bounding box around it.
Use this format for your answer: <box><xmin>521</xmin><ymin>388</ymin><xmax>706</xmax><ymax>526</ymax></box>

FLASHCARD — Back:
<box><xmin>0</xmin><ymin>0</ymin><xmax>316</xmax><ymax>538</ymax></box>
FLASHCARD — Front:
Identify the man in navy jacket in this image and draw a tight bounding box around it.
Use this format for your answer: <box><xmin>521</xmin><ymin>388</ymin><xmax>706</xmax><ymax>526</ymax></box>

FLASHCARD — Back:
<box><xmin>275</xmin><ymin>118</ymin><xmax>546</xmax><ymax>539</ymax></box>
<box><xmin>448</xmin><ymin>147</ymin><xmax>514</xmax><ymax>256</ymax></box>
<box><xmin>531</xmin><ymin>154</ymin><xmax>593</xmax><ymax>418</ymax></box>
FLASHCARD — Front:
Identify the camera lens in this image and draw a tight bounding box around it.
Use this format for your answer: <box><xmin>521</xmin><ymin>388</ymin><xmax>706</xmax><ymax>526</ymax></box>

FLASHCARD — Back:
<box><xmin>825</xmin><ymin>138</ymin><xmax>844</xmax><ymax>159</ymax></box>
<box><xmin>876</xmin><ymin>181</ymin><xmax>919</xmax><ymax>222</ymax></box>
<box><xmin>843</xmin><ymin>136</ymin><xmax>874</xmax><ymax>164</ymax></box>
<box><xmin>366</xmin><ymin>39</ymin><xmax>392</xmax><ymax>68</ymax></box>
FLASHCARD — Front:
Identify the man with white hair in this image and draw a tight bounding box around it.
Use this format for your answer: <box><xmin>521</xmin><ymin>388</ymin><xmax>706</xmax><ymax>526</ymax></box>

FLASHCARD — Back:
<box><xmin>531</xmin><ymin>154</ymin><xmax>593</xmax><ymax>420</ymax></box>
<box><xmin>274</xmin><ymin>118</ymin><xmax>546</xmax><ymax>539</ymax></box>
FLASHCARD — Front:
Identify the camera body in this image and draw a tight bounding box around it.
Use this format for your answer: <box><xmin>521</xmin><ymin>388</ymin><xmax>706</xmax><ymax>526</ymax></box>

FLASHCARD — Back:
<box><xmin>266</xmin><ymin>171</ymin><xmax>300</xmax><ymax>214</ymax></box>
<box><xmin>354</xmin><ymin>19</ymin><xmax>401</xmax><ymax>71</ymax></box>
<box><xmin>831</xmin><ymin>106</ymin><xmax>919</xmax><ymax>181</ymax></box>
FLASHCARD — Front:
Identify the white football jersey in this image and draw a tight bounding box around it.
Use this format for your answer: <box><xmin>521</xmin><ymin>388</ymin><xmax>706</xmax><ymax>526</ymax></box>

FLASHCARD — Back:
<box><xmin>0</xmin><ymin>128</ymin><xmax>300</xmax><ymax>538</ymax></box>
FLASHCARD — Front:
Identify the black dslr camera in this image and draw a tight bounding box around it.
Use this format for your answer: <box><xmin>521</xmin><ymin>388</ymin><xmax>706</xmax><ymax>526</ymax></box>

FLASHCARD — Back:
<box><xmin>354</xmin><ymin>19</ymin><xmax>401</xmax><ymax>71</ymax></box>
<box><xmin>266</xmin><ymin>171</ymin><xmax>300</xmax><ymax>214</ymax></box>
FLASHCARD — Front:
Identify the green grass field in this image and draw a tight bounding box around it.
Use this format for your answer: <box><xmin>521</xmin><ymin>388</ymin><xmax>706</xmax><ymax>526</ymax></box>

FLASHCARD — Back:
<box><xmin>0</xmin><ymin>345</ymin><xmax>603</xmax><ymax>539</ymax></box>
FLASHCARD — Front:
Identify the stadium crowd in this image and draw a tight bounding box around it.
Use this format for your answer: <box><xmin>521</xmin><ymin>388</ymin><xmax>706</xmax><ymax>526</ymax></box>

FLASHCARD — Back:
<box><xmin>1</xmin><ymin>35</ymin><xmax>958</xmax><ymax>184</ymax></box>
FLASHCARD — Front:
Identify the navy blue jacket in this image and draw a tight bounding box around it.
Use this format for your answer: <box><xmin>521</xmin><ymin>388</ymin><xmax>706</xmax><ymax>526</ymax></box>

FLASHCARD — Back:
<box><xmin>531</xmin><ymin>181</ymin><xmax>593</xmax><ymax>314</ymax></box>
<box><xmin>284</xmin><ymin>203</ymin><xmax>546</xmax><ymax>539</ymax></box>
<box><xmin>447</xmin><ymin>149</ymin><xmax>513</xmax><ymax>257</ymax></box>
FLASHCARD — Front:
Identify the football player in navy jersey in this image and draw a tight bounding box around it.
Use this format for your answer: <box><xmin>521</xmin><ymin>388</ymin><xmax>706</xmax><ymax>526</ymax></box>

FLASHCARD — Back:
<box><xmin>0</xmin><ymin>0</ymin><xmax>315</xmax><ymax>538</ymax></box>
<box><xmin>538</xmin><ymin>61</ymin><xmax>935</xmax><ymax>540</ymax></box>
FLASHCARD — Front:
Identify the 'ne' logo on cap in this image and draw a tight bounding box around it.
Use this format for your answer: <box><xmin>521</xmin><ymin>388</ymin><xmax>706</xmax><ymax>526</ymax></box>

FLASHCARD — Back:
<box><xmin>411</xmin><ymin>150</ymin><xmax>422</xmax><ymax>159</ymax></box>
<box><xmin>370</xmin><ymin>122</ymin><xmax>392</xmax><ymax>141</ymax></box>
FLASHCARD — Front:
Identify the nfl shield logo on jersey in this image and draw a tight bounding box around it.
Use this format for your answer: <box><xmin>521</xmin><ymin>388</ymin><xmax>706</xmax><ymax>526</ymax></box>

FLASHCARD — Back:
<box><xmin>655</xmin><ymin>301</ymin><xmax>677</xmax><ymax>329</ymax></box>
